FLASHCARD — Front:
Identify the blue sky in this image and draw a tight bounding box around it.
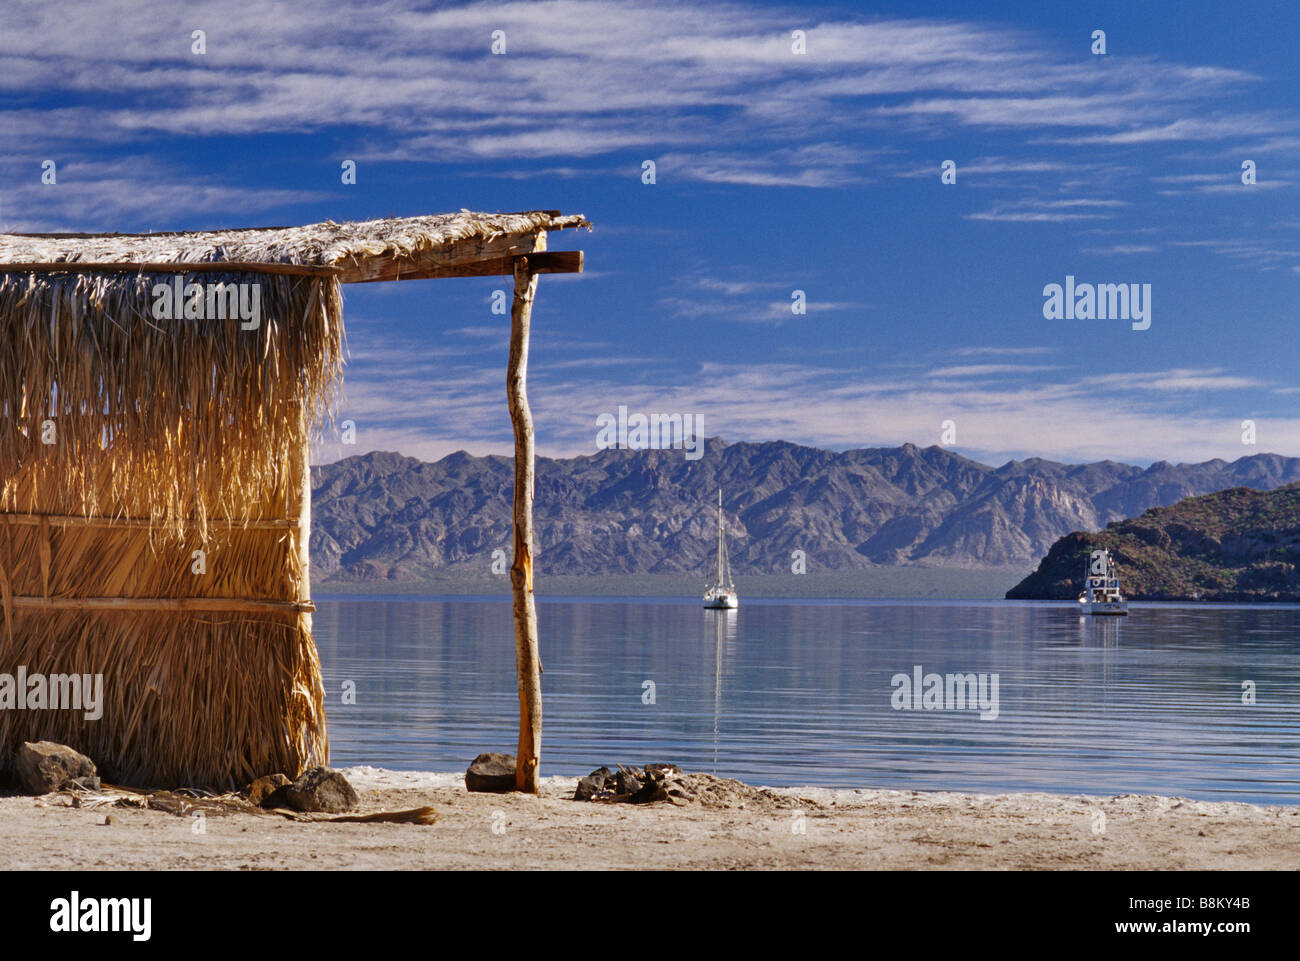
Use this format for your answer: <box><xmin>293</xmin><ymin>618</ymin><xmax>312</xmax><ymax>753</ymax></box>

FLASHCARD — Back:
<box><xmin>3</xmin><ymin>0</ymin><xmax>1298</xmax><ymax>466</ymax></box>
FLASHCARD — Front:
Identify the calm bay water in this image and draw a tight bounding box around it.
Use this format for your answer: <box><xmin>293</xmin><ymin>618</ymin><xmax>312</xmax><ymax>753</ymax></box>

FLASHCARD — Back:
<box><xmin>312</xmin><ymin>596</ymin><xmax>1300</xmax><ymax>805</ymax></box>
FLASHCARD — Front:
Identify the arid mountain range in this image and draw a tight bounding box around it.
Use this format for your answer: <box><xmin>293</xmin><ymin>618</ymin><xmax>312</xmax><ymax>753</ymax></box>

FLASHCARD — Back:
<box><xmin>310</xmin><ymin>440</ymin><xmax>1300</xmax><ymax>582</ymax></box>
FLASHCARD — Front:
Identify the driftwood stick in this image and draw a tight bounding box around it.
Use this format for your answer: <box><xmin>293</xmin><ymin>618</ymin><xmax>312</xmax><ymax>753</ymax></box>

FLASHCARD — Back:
<box><xmin>508</xmin><ymin>253</ymin><xmax>543</xmax><ymax>794</ymax></box>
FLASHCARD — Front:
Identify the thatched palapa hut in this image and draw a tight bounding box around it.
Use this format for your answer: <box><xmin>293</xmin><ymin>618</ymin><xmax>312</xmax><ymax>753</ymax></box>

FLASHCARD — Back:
<box><xmin>0</xmin><ymin>211</ymin><xmax>587</xmax><ymax>789</ymax></box>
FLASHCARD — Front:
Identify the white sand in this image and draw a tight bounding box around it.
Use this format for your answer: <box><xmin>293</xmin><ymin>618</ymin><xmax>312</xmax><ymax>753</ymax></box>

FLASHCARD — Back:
<box><xmin>1</xmin><ymin>767</ymin><xmax>1296</xmax><ymax>870</ymax></box>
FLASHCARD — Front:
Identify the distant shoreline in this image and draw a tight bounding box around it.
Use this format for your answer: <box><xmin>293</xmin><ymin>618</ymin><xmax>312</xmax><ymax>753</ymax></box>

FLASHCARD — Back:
<box><xmin>312</xmin><ymin>569</ymin><xmax>1028</xmax><ymax>600</ymax></box>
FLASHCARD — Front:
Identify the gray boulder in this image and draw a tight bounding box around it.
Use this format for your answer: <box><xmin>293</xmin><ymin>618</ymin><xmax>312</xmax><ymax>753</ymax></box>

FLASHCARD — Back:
<box><xmin>574</xmin><ymin>766</ymin><xmax>613</xmax><ymax>801</ymax></box>
<box><xmin>282</xmin><ymin>766</ymin><xmax>358</xmax><ymax>813</ymax></box>
<box><xmin>465</xmin><ymin>752</ymin><xmax>517</xmax><ymax>792</ymax></box>
<box><xmin>14</xmin><ymin>742</ymin><xmax>97</xmax><ymax>795</ymax></box>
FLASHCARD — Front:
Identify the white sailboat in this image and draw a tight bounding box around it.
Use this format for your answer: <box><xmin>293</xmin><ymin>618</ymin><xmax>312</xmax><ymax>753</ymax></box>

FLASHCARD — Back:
<box><xmin>1077</xmin><ymin>548</ymin><xmax>1128</xmax><ymax>616</ymax></box>
<box><xmin>703</xmin><ymin>489</ymin><xmax>739</xmax><ymax>609</ymax></box>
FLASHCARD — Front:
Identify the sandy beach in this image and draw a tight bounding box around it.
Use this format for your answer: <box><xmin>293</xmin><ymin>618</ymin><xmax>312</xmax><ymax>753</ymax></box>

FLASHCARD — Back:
<box><xmin>1</xmin><ymin>767</ymin><xmax>1296</xmax><ymax>870</ymax></box>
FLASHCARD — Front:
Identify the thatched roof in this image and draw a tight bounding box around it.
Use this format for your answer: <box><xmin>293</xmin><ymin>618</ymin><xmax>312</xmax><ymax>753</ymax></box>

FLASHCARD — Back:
<box><xmin>0</xmin><ymin>210</ymin><xmax>589</xmax><ymax>282</ymax></box>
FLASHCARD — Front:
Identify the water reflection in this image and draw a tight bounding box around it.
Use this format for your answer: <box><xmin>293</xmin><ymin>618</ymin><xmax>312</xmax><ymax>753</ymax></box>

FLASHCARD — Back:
<box><xmin>312</xmin><ymin>596</ymin><xmax>1300</xmax><ymax>804</ymax></box>
<box><xmin>706</xmin><ymin>608</ymin><xmax>737</xmax><ymax>772</ymax></box>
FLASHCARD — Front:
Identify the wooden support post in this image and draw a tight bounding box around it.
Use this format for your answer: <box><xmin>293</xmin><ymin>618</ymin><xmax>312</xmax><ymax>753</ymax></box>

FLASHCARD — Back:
<box><xmin>508</xmin><ymin>254</ymin><xmax>543</xmax><ymax>793</ymax></box>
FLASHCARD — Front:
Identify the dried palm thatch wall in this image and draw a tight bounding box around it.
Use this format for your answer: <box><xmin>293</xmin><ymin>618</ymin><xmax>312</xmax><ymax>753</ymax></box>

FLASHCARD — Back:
<box><xmin>0</xmin><ymin>210</ymin><xmax>586</xmax><ymax>791</ymax></box>
<box><xmin>0</xmin><ymin>266</ymin><xmax>342</xmax><ymax>788</ymax></box>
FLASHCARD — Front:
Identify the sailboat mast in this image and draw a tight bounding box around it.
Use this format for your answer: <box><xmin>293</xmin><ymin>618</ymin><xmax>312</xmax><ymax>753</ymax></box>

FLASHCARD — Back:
<box><xmin>716</xmin><ymin>489</ymin><xmax>725</xmax><ymax>585</ymax></box>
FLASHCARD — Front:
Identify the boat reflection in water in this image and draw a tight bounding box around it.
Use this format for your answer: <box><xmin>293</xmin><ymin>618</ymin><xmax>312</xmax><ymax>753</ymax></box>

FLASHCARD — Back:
<box><xmin>707</xmin><ymin>607</ymin><xmax>738</xmax><ymax>773</ymax></box>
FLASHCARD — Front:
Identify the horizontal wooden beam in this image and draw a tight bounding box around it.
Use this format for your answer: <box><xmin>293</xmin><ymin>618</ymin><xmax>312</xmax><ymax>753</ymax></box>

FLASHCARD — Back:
<box><xmin>343</xmin><ymin>249</ymin><xmax>583</xmax><ymax>283</ymax></box>
<box><xmin>0</xmin><ymin>247</ymin><xmax>583</xmax><ymax>284</ymax></box>
<box><xmin>12</xmin><ymin>596</ymin><xmax>315</xmax><ymax>615</ymax></box>
<box><xmin>0</xmin><ymin>513</ymin><xmax>295</xmax><ymax>531</ymax></box>
<box><xmin>334</xmin><ymin>230</ymin><xmax>543</xmax><ymax>283</ymax></box>
<box><xmin>517</xmin><ymin>251</ymin><xmax>583</xmax><ymax>274</ymax></box>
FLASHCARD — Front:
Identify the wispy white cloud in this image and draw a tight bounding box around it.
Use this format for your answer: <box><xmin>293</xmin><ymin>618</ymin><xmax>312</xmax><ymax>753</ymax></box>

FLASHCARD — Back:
<box><xmin>1151</xmin><ymin>173</ymin><xmax>1230</xmax><ymax>185</ymax></box>
<box><xmin>967</xmin><ymin>203</ymin><xmax>1118</xmax><ymax>223</ymax></box>
<box><xmin>1080</xmin><ymin>244</ymin><xmax>1159</xmax><ymax>255</ymax></box>
<box><xmin>949</xmin><ymin>346</ymin><xmax>1057</xmax><ymax>358</ymax></box>
<box><xmin>444</xmin><ymin>326</ymin><xmax>510</xmax><ymax>340</ymax></box>
<box><xmin>0</xmin><ymin>156</ymin><xmax>323</xmax><ymax>232</ymax></box>
<box><xmin>1150</xmin><ymin>165</ymin><xmax>1300</xmax><ymax>196</ymax></box>
<box><xmin>1159</xmin><ymin>181</ymin><xmax>1296</xmax><ymax>196</ymax></box>
<box><xmin>691</xmin><ymin>277</ymin><xmax>785</xmax><ymax>296</ymax></box>
<box><xmin>320</xmin><ymin>326</ymin><xmax>1299</xmax><ymax>466</ymax></box>
<box><xmin>660</xmin><ymin>281</ymin><xmax>862</xmax><ymax>324</ymax></box>
<box><xmin>1079</xmin><ymin>369</ymin><xmax>1262</xmax><ymax>392</ymax></box>
<box><xmin>1052</xmin><ymin>115</ymin><xmax>1287</xmax><ymax>145</ymax></box>
<box><xmin>927</xmin><ymin>364</ymin><xmax>1060</xmax><ymax>378</ymax></box>
<box><xmin>1170</xmin><ymin>237</ymin><xmax>1300</xmax><ymax>269</ymax></box>
<box><xmin>894</xmin><ymin>156</ymin><xmax>1080</xmax><ymax>179</ymax></box>
<box><xmin>655</xmin><ymin>144</ymin><xmax>870</xmax><ymax>188</ymax></box>
<box><xmin>1</xmin><ymin>0</ymin><xmax>1294</xmax><ymax>226</ymax></box>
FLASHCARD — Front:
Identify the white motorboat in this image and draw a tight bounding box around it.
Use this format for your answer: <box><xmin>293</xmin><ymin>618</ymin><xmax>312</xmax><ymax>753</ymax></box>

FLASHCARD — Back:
<box><xmin>1077</xmin><ymin>548</ymin><xmax>1128</xmax><ymax>615</ymax></box>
